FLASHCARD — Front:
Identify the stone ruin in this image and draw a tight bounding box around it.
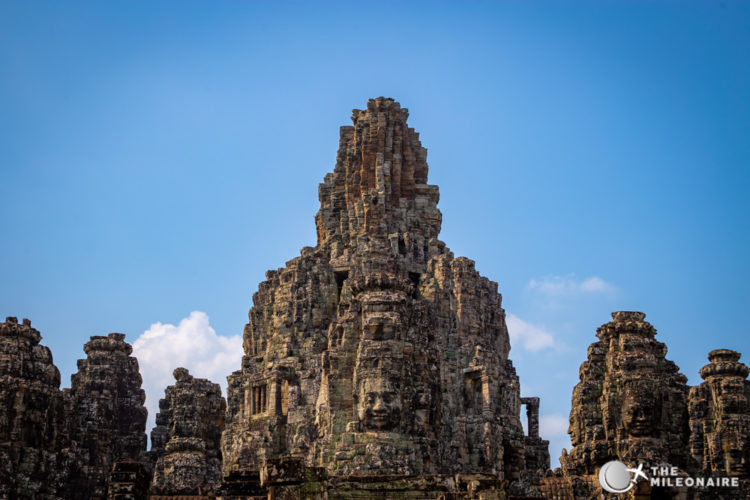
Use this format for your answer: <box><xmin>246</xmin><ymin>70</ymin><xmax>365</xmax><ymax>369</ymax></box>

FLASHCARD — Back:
<box><xmin>0</xmin><ymin>317</ymin><xmax>230</xmax><ymax>500</ymax></box>
<box><xmin>690</xmin><ymin>349</ymin><xmax>750</xmax><ymax>479</ymax></box>
<box><xmin>538</xmin><ymin>312</ymin><xmax>750</xmax><ymax>499</ymax></box>
<box><xmin>149</xmin><ymin>368</ymin><xmax>225</xmax><ymax>496</ymax></box>
<box><xmin>63</xmin><ymin>333</ymin><xmax>149</xmax><ymax>500</ymax></box>
<box><xmin>220</xmin><ymin>96</ymin><xmax>548</xmax><ymax>498</ymax></box>
<box><xmin>563</xmin><ymin>311</ymin><xmax>691</xmax><ymax>474</ymax></box>
<box><xmin>0</xmin><ymin>320</ymin><xmax>151</xmax><ymax>500</ymax></box>
<box><xmin>1</xmin><ymin>98</ymin><xmax>749</xmax><ymax>499</ymax></box>
<box><xmin>0</xmin><ymin>317</ymin><xmax>65</xmax><ymax>499</ymax></box>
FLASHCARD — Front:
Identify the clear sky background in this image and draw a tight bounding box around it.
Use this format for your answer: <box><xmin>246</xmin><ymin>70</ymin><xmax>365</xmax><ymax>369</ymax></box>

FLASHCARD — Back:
<box><xmin>2</xmin><ymin>1</ymin><xmax>748</xmax><ymax>467</ymax></box>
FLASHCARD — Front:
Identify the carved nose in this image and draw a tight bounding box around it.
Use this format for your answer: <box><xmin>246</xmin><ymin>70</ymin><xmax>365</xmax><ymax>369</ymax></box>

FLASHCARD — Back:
<box><xmin>373</xmin><ymin>398</ymin><xmax>386</xmax><ymax>411</ymax></box>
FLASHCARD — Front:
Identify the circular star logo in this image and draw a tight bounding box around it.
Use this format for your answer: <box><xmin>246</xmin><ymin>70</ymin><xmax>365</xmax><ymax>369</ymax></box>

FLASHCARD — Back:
<box><xmin>598</xmin><ymin>460</ymin><xmax>648</xmax><ymax>494</ymax></box>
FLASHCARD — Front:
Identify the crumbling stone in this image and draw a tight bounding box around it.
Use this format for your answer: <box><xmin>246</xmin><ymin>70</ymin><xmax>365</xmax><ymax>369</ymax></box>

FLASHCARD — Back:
<box><xmin>107</xmin><ymin>460</ymin><xmax>150</xmax><ymax>500</ymax></box>
<box><xmin>150</xmin><ymin>367</ymin><xmax>226</xmax><ymax>496</ymax></box>
<box><xmin>522</xmin><ymin>397</ymin><xmax>550</xmax><ymax>476</ymax></box>
<box><xmin>216</xmin><ymin>469</ymin><xmax>266</xmax><ymax>500</ymax></box>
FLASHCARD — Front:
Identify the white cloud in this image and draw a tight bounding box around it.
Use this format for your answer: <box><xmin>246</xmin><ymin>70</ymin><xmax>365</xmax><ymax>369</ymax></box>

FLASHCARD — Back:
<box><xmin>132</xmin><ymin>311</ymin><xmax>243</xmax><ymax>445</ymax></box>
<box><xmin>528</xmin><ymin>274</ymin><xmax>616</xmax><ymax>296</ymax></box>
<box><xmin>506</xmin><ymin>313</ymin><xmax>555</xmax><ymax>351</ymax></box>
<box><xmin>579</xmin><ymin>276</ymin><xmax>616</xmax><ymax>293</ymax></box>
<box><xmin>540</xmin><ymin>413</ymin><xmax>569</xmax><ymax>437</ymax></box>
<box><xmin>540</xmin><ymin>414</ymin><xmax>572</xmax><ymax>468</ymax></box>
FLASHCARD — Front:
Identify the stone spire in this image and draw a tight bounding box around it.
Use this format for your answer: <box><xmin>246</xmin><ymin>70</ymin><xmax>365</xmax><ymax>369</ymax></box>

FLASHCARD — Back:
<box><xmin>0</xmin><ymin>317</ymin><xmax>66</xmax><ymax>499</ymax></box>
<box><xmin>150</xmin><ymin>368</ymin><xmax>226</xmax><ymax>496</ymax></box>
<box><xmin>315</xmin><ymin>97</ymin><xmax>442</xmax><ymax>271</ymax></box>
<box><xmin>689</xmin><ymin>349</ymin><xmax>750</xmax><ymax>477</ymax></box>
<box><xmin>222</xmin><ymin>98</ymin><xmax>547</xmax><ymax>498</ymax></box>
<box><xmin>63</xmin><ymin>333</ymin><xmax>148</xmax><ymax>500</ymax></box>
<box><xmin>562</xmin><ymin>311</ymin><xmax>690</xmax><ymax>474</ymax></box>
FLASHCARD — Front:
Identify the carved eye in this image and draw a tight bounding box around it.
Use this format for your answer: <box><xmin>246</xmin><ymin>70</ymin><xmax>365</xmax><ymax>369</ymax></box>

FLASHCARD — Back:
<box><xmin>382</xmin><ymin>393</ymin><xmax>392</xmax><ymax>404</ymax></box>
<box><xmin>366</xmin><ymin>394</ymin><xmax>375</xmax><ymax>404</ymax></box>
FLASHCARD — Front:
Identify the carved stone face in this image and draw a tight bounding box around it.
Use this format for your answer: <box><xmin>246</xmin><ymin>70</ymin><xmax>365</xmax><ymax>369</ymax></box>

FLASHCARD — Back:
<box><xmin>723</xmin><ymin>433</ymin><xmax>747</xmax><ymax>476</ymax></box>
<box><xmin>569</xmin><ymin>416</ymin><xmax>582</xmax><ymax>446</ymax></box>
<box><xmin>357</xmin><ymin>378</ymin><xmax>401</xmax><ymax>431</ymax></box>
<box><xmin>726</xmin><ymin>448</ymin><xmax>745</xmax><ymax>476</ymax></box>
<box><xmin>622</xmin><ymin>393</ymin><xmax>656</xmax><ymax>438</ymax></box>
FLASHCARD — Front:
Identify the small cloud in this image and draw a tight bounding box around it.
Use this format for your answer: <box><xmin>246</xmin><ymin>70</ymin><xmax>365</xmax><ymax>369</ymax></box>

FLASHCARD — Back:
<box><xmin>132</xmin><ymin>311</ymin><xmax>242</xmax><ymax>445</ymax></box>
<box><xmin>506</xmin><ymin>313</ymin><xmax>555</xmax><ymax>351</ymax></box>
<box><xmin>528</xmin><ymin>274</ymin><xmax>616</xmax><ymax>297</ymax></box>
<box><xmin>579</xmin><ymin>276</ymin><xmax>616</xmax><ymax>293</ymax></box>
<box><xmin>539</xmin><ymin>413</ymin><xmax>572</xmax><ymax>468</ymax></box>
<box><xmin>540</xmin><ymin>414</ymin><xmax>569</xmax><ymax>437</ymax></box>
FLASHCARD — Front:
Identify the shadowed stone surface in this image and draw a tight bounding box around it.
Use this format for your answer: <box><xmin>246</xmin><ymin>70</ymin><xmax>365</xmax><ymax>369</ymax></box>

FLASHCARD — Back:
<box><xmin>562</xmin><ymin>311</ymin><xmax>690</xmax><ymax>474</ymax></box>
<box><xmin>540</xmin><ymin>312</ymin><xmax>691</xmax><ymax>499</ymax></box>
<box><xmin>689</xmin><ymin>349</ymin><xmax>750</xmax><ymax>477</ymax></box>
<box><xmin>220</xmin><ymin>97</ymin><xmax>548</xmax><ymax>498</ymax></box>
<box><xmin>150</xmin><ymin>367</ymin><xmax>226</xmax><ymax>496</ymax></box>
<box><xmin>0</xmin><ymin>317</ymin><xmax>66</xmax><ymax>499</ymax></box>
<box><xmin>539</xmin><ymin>312</ymin><xmax>750</xmax><ymax>499</ymax></box>
<box><xmin>63</xmin><ymin>332</ymin><xmax>148</xmax><ymax>500</ymax></box>
<box><xmin>107</xmin><ymin>460</ymin><xmax>150</xmax><ymax>500</ymax></box>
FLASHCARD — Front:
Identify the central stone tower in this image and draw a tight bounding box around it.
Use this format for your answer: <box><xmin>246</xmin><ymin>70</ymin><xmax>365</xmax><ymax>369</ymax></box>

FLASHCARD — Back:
<box><xmin>221</xmin><ymin>98</ymin><xmax>547</xmax><ymax>491</ymax></box>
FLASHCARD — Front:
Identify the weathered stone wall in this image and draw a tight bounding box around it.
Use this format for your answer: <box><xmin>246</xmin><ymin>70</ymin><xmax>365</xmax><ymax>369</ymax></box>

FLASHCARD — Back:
<box><xmin>522</xmin><ymin>397</ymin><xmax>550</xmax><ymax>476</ymax></box>
<box><xmin>150</xmin><ymin>367</ymin><xmax>226</xmax><ymax>496</ymax></box>
<box><xmin>0</xmin><ymin>317</ymin><xmax>66</xmax><ymax>499</ymax></box>
<box><xmin>541</xmin><ymin>312</ymin><xmax>750</xmax><ymax>500</ymax></box>
<box><xmin>62</xmin><ymin>332</ymin><xmax>148</xmax><ymax>500</ymax></box>
<box><xmin>562</xmin><ymin>311</ymin><xmax>690</xmax><ymax>475</ymax></box>
<box><xmin>107</xmin><ymin>460</ymin><xmax>150</xmax><ymax>500</ymax></box>
<box><xmin>541</xmin><ymin>312</ymin><xmax>692</xmax><ymax>499</ymax></box>
<box><xmin>689</xmin><ymin>349</ymin><xmax>750</xmax><ymax>477</ymax></box>
<box><xmin>0</xmin><ymin>319</ymin><xmax>149</xmax><ymax>499</ymax></box>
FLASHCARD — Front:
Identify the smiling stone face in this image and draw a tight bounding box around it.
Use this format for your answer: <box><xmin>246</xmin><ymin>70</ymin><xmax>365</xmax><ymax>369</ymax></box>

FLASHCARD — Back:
<box><xmin>622</xmin><ymin>392</ymin><xmax>656</xmax><ymax>438</ymax></box>
<box><xmin>357</xmin><ymin>377</ymin><xmax>402</xmax><ymax>431</ymax></box>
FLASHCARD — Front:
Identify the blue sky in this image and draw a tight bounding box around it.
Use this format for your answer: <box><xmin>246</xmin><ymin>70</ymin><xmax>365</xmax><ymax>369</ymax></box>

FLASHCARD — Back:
<box><xmin>2</xmin><ymin>1</ymin><xmax>748</xmax><ymax>465</ymax></box>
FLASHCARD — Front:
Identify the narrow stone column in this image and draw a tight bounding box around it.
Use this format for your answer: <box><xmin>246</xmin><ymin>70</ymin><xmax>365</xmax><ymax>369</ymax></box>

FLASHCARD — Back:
<box><xmin>521</xmin><ymin>397</ymin><xmax>540</xmax><ymax>438</ymax></box>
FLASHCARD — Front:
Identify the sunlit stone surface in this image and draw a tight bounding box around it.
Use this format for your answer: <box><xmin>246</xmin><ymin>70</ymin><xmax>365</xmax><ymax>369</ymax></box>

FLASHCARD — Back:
<box><xmin>220</xmin><ymin>97</ymin><xmax>549</xmax><ymax>498</ymax></box>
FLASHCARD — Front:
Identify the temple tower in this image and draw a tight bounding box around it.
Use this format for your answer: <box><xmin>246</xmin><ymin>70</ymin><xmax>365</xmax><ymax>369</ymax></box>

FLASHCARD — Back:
<box><xmin>0</xmin><ymin>317</ymin><xmax>66</xmax><ymax>499</ymax></box>
<box><xmin>221</xmin><ymin>98</ymin><xmax>547</xmax><ymax>497</ymax></box>
<box><xmin>150</xmin><ymin>368</ymin><xmax>226</xmax><ymax>496</ymax></box>
<box><xmin>64</xmin><ymin>333</ymin><xmax>148</xmax><ymax>500</ymax></box>
<box><xmin>689</xmin><ymin>349</ymin><xmax>750</xmax><ymax>477</ymax></box>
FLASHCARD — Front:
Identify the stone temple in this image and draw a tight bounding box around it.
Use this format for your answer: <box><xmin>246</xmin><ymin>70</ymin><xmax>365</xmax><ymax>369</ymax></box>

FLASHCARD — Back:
<box><xmin>1</xmin><ymin>98</ymin><xmax>749</xmax><ymax>499</ymax></box>
<box><xmin>219</xmin><ymin>96</ymin><xmax>549</xmax><ymax>497</ymax></box>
